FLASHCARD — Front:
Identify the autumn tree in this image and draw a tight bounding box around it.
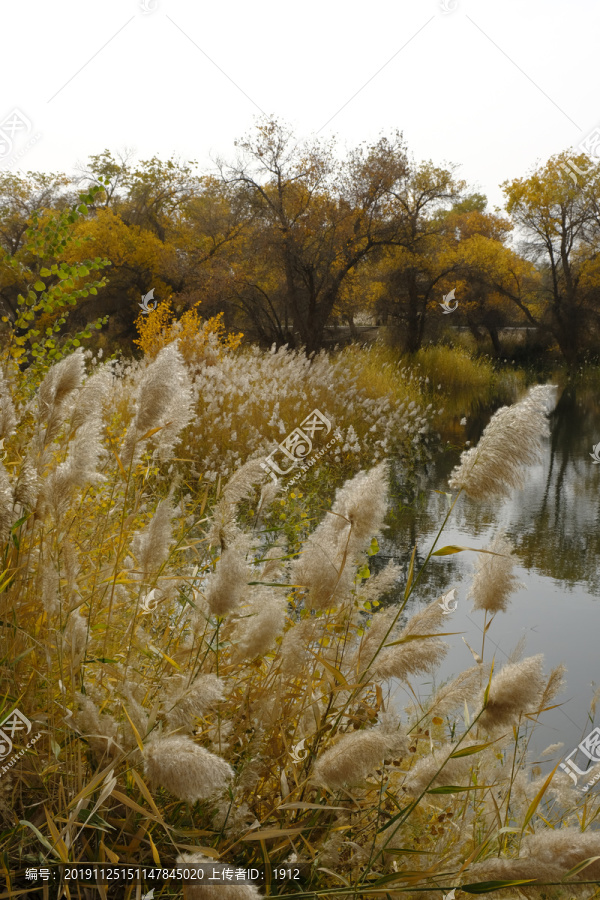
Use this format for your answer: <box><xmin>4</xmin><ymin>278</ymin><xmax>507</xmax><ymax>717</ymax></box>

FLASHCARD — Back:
<box><xmin>219</xmin><ymin>117</ymin><xmax>415</xmax><ymax>353</ymax></box>
<box><xmin>437</xmin><ymin>195</ymin><xmax>529</xmax><ymax>354</ymax></box>
<box><xmin>0</xmin><ymin>171</ymin><xmax>74</xmax><ymax>320</ymax></box>
<box><xmin>372</xmin><ymin>162</ymin><xmax>466</xmax><ymax>352</ymax></box>
<box><xmin>1</xmin><ymin>182</ymin><xmax>109</xmax><ymax>372</ymax></box>
<box><xmin>502</xmin><ymin>151</ymin><xmax>600</xmax><ymax>364</ymax></box>
<box><xmin>72</xmin><ymin>152</ymin><xmax>251</xmax><ymax>345</ymax></box>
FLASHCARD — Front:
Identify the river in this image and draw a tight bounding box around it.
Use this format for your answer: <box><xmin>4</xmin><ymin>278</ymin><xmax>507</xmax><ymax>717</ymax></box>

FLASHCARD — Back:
<box><xmin>385</xmin><ymin>377</ymin><xmax>600</xmax><ymax>767</ymax></box>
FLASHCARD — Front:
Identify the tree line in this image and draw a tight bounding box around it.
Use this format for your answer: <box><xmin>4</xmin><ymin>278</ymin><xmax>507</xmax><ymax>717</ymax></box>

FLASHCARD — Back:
<box><xmin>1</xmin><ymin>117</ymin><xmax>600</xmax><ymax>364</ymax></box>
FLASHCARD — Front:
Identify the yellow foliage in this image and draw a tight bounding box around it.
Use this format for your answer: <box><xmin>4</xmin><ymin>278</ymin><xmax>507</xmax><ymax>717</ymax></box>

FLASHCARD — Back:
<box><xmin>134</xmin><ymin>299</ymin><xmax>243</xmax><ymax>363</ymax></box>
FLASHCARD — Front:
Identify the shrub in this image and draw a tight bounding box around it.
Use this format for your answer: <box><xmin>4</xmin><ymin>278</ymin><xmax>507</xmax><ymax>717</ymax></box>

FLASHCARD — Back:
<box><xmin>134</xmin><ymin>298</ymin><xmax>243</xmax><ymax>363</ymax></box>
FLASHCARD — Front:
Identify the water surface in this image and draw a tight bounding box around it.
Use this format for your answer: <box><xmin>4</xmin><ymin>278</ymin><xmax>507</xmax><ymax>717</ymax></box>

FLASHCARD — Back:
<box><xmin>386</xmin><ymin>381</ymin><xmax>600</xmax><ymax>765</ymax></box>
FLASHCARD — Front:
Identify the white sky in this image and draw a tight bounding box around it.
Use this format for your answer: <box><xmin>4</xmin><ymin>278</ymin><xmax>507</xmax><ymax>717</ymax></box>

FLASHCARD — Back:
<box><xmin>1</xmin><ymin>0</ymin><xmax>599</xmax><ymax>211</ymax></box>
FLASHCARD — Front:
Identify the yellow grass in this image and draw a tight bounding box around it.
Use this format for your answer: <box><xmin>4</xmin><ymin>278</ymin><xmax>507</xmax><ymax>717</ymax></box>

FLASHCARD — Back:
<box><xmin>0</xmin><ymin>342</ymin><xmax>595</xmax><ymax>900</ymax></box>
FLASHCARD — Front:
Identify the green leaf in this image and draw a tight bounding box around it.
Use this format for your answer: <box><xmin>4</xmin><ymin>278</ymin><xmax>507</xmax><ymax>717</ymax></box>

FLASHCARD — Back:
<box><xmin>404</xmin><ymin>543</ymin><xmax>416</xmax><ymax>600</ymax></box>
<box><xmin>461</xmin><ymin>880</ymin><xmax>538</xmax><ymax>894</ymax></box>
<box><xmin>432</xmin><ymin>545</ymin><xmax>508</xmax><ymax>557</ymax></box>
<box><xmin>78</xmin><ymin>204</ymin><xmax>88</xmax><ymax>215</ymax></box>
<box><xmin>427</xmin><ymin>784</ymin><xmax>494</xmax><ymax>794</ymax></box>
<box><xmin>9</xmin><ymin>647</ymin><xmax>34</xmax><ymax>666</ymax></box>
<box><xmin>384</xmin><ymin>632</ymin><xmax>461</xmax><ymax>648</ymax></box>
<box><xmin>521</xmin><ymin>762</ymin><xmax>560</xmax><ymax>832</ymax></box>
<box><xmin>39</xmin><ymin>267</ymin><xmax>51</xmax><ymax>277</ymax></box>
<box><xmin>368</xmin><ymin>538</ymin><xmax>379</xmax><ymax>556</ymax></box>
<box><xmin>76</xmin><ymin>809</ymin><xmax>115</xmax><ymax>832</ymax></box>
<box><xmin>450</xmin><ymin>741</ymin><xmax>498</xmax><ymax>758</ymax></box>
<box><xmin>482</xmin><ymin>660</ymin><xmax>494</xmax><ymax>707</ymax></box>
<box><xmin>12</xmin><ymin>514</ymin><xmax>31</xmax><ymax>532</ymax></box>
<box><xmin>19</xmin><ymin>820</ymin><xmax>56</xmax><ymax>855</ymax></box>
<box><xmin>562</xmin><ymin>855</ymin><xmax>600</xmax><ymax>880</ymax></box>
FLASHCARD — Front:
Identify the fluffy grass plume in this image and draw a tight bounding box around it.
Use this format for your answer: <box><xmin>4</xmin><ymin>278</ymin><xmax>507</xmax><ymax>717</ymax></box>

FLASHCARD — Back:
<box><xmin>448</xmin><ymin>384</ymin><xmax>556</xmax><ymax>500</ymax></box>
<box><xmin>143</xmin><ymin>735</ymin><xmax>234</xmax><ymax>803</ymax></box>
<box><xmin>0</xmin><ymin>346</ymin><xmax>595</xmax><ymax>899</ymax></box>
<box><xmin>469</xmin><ymin>534</ymin><xmax>523</xmax><ymax>613</ymax></box>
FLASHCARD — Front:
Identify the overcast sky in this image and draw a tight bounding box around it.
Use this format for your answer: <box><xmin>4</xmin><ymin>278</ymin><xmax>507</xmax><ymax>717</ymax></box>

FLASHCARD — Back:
<box><xmin>1</xmin><ymin>0</ymin><xmax>599</xmax><ymax>210</ymax></box>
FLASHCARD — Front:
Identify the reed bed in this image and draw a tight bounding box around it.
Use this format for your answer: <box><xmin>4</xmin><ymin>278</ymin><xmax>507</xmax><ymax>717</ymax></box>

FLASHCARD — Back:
<box><xmin>0</xmin><ymin>344</ymin><xmax>597</xmax><ymax>900</ymax></box>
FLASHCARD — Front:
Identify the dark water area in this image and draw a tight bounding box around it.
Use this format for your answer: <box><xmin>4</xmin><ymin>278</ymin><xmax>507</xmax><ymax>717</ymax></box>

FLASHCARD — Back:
<box><xmin>384</xmin><ymin>379</ymin><xmax>600</xmax><ymax>766</ymax></box>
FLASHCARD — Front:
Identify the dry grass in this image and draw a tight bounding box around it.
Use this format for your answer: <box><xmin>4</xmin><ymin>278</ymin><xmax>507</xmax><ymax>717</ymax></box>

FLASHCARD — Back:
<box><xmin>0</xmin><ymin>343</ymin><xmax>597</xmax><ymax>900</ymax></box>
<box><xmin>407</xmin><ymin>344</ymin><xmax>525</xmax><ymax>417</ymax></box>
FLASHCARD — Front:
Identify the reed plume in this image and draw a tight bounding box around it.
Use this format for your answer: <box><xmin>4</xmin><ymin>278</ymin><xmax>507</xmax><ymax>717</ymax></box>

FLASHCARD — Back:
<box><xmin>469</xmin><ymin>534</ymin><xmax>522</xmax><ymax>613</ymax></box>
<box><xmin>426</xmin><ymin>664</ymin><xmax>490</xmax><ymax>719</ymax></box>
<box><xmin>313</xmin><ymin>726</ymin><xmax>408</xmax><ymax>789</ymax></box>
<box><xmin>371</xmin><ymin>597</ymin><xmax>449</xmax><ymax>682</ymax></box>
<box><xmin>206</xmin><ymin>458</ymin><xmax>266</xmax><ymax>549</ymax></box>
<box><xmin>291</xmin><ymin>462</ymin><xmax>388</xmax><ymax>610</ymax></box>
<box><xmin>33</xmin><ymin>348</ymin><xmax>85</xmax><ymax>457</ymax></box>
<box><xmin>129</xmin><ymin>495</ymin><xmax>176</xmax><ymax>579</ymax></box>
<box><xmin>204</xmin><ymin>544</ymin><xmax>250</xmax><ymax>617</ymax></box>
<box><xmin>229</xmin><ymin>587</ymin><xmax>286</xmax><ymax>662</ymax></box>
<box><xmin>163</xmin><ymin>674</ymin><xmax>226</xmax><ymax>733</ymax></box>
<box><xmin>403</xmin><ymin>740</ymin><xmax>490</xmax><ymax>795</ymax></box>
<box><xmin>469</xmin><ymin>827</ymin><xmax>600</xmax><ymax>881</ymax></box>
<box><xmin>478</xmin><ymin>654</ymin><xmax>546</xmax><ymax>732</ymax></box>
<box><xmin>121</xmin><ymin>342</ymin><xmax>193</xmax><ymax>465</ymax></box>
<box><xmin>143</xmin><ymin>735</ymin><xmax>234</xmax><ymax>803</ymax></box>
<box><xmin>0</xmin><ymin>461</ymin><xmax>14</xmax><ymax>544</ymax></box>
<box><xmin>0</xmin><ymin>368</ymin><xmax>16</xmax><ymax>440</ymax></box>
<box><xmin>448</xmin><ymin>384</ymin><xmax>556</xmax><ymax>500</ymax></box>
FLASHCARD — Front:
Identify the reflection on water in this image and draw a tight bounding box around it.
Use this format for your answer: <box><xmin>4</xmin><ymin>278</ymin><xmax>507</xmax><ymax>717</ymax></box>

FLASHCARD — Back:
<box><xmin>510</xmin><ymin>384</ymin><xmax>600</xmax><ymax>593</ymax></box>
<box><xmin>384</xmin><ymin>381</ymin><xmax>600</xmax><ymax>759</ymax></box>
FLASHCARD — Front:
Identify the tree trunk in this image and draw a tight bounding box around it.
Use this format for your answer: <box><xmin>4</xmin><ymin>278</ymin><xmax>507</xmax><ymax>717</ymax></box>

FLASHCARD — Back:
<box><xmin>487</xmin><ymin>325</ymin><xmax>502</xmax><ymax>356</ymax></box>
<box><xmin>344</xmin><ymin>314</ymin><xmax>359</xmax><ymax>340</ymax></box>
